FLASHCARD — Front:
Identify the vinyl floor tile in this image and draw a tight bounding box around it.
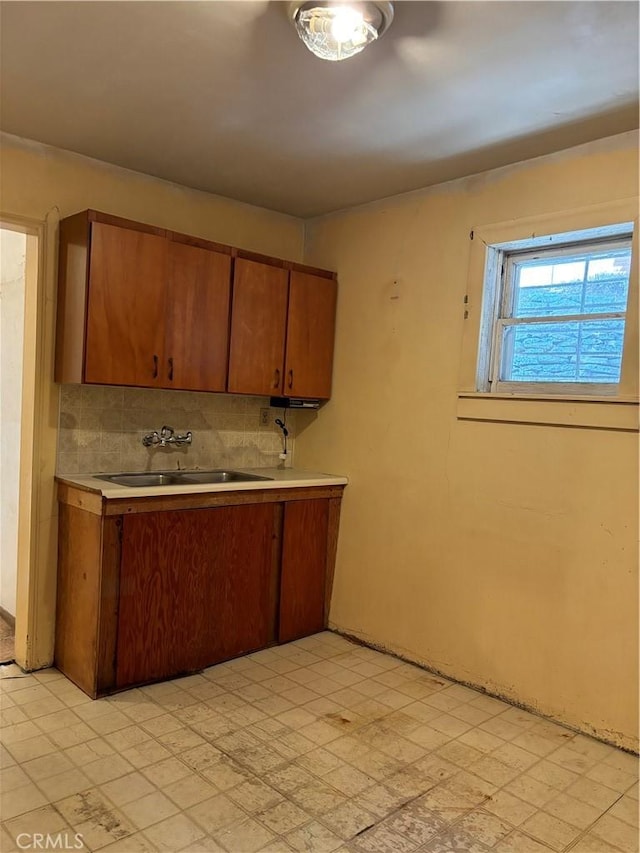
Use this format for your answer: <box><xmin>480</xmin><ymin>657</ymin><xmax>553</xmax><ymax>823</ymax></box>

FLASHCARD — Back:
<box><xmin>1</xmin><ymin>635</ymin><xmax>636</xmax><ymax>853</ymax></box>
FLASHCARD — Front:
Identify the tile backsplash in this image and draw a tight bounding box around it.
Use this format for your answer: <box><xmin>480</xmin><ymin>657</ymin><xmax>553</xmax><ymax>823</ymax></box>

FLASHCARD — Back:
<box><xmin>57</xmin><ymin>385</ymin><xmax>295</xmax><ymax>475</ymax></box>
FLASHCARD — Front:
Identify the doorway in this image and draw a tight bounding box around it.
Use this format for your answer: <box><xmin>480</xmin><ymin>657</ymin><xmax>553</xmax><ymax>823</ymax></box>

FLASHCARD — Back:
<box><xmin>0</xmin><ymin>227</ymin><xmax>27</xmax><ymax>662</ymax></box>
<box><xmin>0</xmin><ymin>214</ymin><xmax>48</xmax><ymax>672</ymax></box>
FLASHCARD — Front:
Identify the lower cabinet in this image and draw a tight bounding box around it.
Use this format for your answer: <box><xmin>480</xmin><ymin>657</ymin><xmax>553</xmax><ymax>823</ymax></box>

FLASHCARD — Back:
<box><xmin>116</xmin><ymin>504</ymin><xmax>277</xmax><ymax>688</ymax></box>
<box><xmin>55</xmin><ymin>484</ymin><xmax>343</xmax><ymax>697</ymax></box>
<box><xmin>279</xmin><ymin>499</ymin><xmax>330</xmax><ymax>643</ymax></box>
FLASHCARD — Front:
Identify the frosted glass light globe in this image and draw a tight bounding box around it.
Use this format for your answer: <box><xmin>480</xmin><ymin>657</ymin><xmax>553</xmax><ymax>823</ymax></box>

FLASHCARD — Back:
<box><xmin>290</xmin><ymin>2</ymin><xmax>394</xmax><ymax>62</ymax></box>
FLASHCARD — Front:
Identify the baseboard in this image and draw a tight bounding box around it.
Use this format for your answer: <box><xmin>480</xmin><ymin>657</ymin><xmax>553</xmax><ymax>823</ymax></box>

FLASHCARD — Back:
<box><xmin>328</xmin><ymin>626</ymin><xmax>639</xmax><ymax>756</ymax></box>
<box><xmin>0</xmin><ymin>607</ymin><xmax>15</xmax><ymax>630</ymax></box>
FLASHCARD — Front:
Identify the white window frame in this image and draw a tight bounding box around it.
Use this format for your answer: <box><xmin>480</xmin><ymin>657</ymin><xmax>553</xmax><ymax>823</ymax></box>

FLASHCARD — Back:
<box><xmin>457</xmin><ymin>199</ymin><xmax>639</xmax><ymax>431</ymax></box>
<box><xmin>480</xmin><ymin>228</ymin><xmax>633</xmax><ymax>396</ymax></box>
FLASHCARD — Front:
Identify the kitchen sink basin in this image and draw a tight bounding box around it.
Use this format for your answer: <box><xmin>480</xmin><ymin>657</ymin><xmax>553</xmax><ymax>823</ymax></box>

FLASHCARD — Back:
<box><xmin>94</xmin><ymin>470</ymin><xmax>273</xmax><ymax>487</ymax></box>
<box><xmin>95</xmin><ymin>472</ymin><xmax>185</xmax><ymax>487</ymax></box>
<box><xmin>177</xmin><ymin>471</ymin><xmax>273</xmax><ymax>485</ymax></box>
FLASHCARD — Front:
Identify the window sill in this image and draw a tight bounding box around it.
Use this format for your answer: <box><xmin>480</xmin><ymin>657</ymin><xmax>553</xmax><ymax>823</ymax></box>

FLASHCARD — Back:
<box><xmin>457</xmin><ymin>393</ymin><xmax>639</xmax><ymax>431</ymax></box>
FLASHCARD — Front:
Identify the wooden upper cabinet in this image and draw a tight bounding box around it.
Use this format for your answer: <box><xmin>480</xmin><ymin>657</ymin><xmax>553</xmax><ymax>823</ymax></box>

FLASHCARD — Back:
<box><xmin>227</xmin><ymin>258</ymin><xmax>289</xmax><ymax>395</ymax></box>
<box><xmin>284</xmin><ymin>271</ymin><xmax>338</xmax><ymax>399</ymax></box>
<box><xmin>85</xmin><ymin>222</ymin><xmax>168</xmax><ymax>387</ymax></box>
<box><xmin>165</xmin><ymin>240</ymin><xmax>231</xmax><ymax>392</ymax></box>
<box><xmin>228</xmin><ymin>262</ymin><xmax>338</xmax><ymax>399</ymax></box>
<box><xmin>55</xmin><ymin>211</ymin><xmax>233</xmax><ymax>390</ymax></box>
<box><xmin>55</xmin><ymin>210</ymin><xmax>337</xmax><ymax>398</ymax></box>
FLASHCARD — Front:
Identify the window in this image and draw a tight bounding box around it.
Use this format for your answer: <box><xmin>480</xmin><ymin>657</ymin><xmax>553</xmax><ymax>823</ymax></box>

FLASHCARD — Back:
<box><xmin>479</xmin><ymin>223</ymin><xmax>634</xmax><ymax>395</ymax></box>
<box><xmin>458</xmin><ymin>201</ymin><xmax>638</xmax><ymax>430</ymax></box>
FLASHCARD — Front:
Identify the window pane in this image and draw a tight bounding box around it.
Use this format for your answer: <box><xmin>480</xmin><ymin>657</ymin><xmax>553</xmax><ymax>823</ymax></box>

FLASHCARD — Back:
<box><xmin>515</xmin><ymin>281</ymin><xmax>582</xmax><ymax>317</ymax></box>
<box><xmin>513</xmin><ymin>247</ymin><xmax>631</xmax><ymax>318</ymax></box>
<box><xmin>584</xmin><ymin>251</ymin><xmax>631</xmax><ymax>313</ymax></box>
<box><xmin>500</xmin><ymin>319</ymin><xmax>625</xmax><ymax>383</ymax></box>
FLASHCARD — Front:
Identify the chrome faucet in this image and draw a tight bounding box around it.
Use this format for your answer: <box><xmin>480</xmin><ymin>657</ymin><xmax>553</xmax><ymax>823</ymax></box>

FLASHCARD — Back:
<box><xmin>142</xmin><ymin>425</ymin><xmax>192</xmax><ymax>448</ymax></box>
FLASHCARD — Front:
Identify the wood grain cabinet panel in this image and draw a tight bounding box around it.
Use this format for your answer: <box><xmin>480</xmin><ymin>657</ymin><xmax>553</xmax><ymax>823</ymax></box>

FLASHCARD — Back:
<box><xmin>55</xmin><ymin>507</ymin><xmax>121</xmax><ymax>698</ymax></box>
<box><xmin>227</xmin><ymin>258</ymin><xmax>289</xmax><ymax>395</ymax></box>
<box><xmin>165</xmin><ymin>240</ymin><xmax>231</xmax><ymax>392</ymax></box>
<box><xmin>284</xmin><ymin>271</ymin><xmax>337</xmax><ymax>399</ymax></box>
<box><xmin>55</xmin><ymin>504</ymin><xmax>103</xmax><ymax>697</ymax></box>
<box><xmin>116</xmin><ymin>504</ymin><xmax>276</xmax><ymax>688</ymax></box>
<box><xmin>85</xmin><ymin>222</ymin><xmax>168</xmax><ymax>387</ymax></box>
<box><xmin>279</xmin><ymin>498</ymin><xmax>330</xmax><ymax>643</ymax></box>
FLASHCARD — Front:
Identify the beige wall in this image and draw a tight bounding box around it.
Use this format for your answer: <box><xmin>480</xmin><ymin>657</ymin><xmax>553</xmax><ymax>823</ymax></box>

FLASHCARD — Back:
<box><xmin>297</xmin><ymin>131</ymin><xmax>639</xmax><ymax>750</ymax></box>
<box><xmin>0</xmin><ymin>132</ymin><xmax>305</xmax><ymax>669</ymax></box>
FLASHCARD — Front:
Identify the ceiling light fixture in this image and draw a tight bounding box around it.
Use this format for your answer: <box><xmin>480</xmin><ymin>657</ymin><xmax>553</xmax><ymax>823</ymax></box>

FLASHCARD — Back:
<box><xmin>288</xmin><ymin>1</ymin><xmax>394</xmax><ymax>62</ymax></box>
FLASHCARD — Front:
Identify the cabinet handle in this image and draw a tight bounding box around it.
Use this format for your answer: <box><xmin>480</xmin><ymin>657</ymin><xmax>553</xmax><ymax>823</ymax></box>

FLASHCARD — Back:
<box><xmin>288</xmin><ymin>369</ymin><xmax>293</xmax><ymax>390</ymax></box>
<box><xmin>152</xmin><ymin>355</ymin><xmax>158</xmax><ymax>379</ymax></box>
<box><xmin>273</xmin><ymin>368</ymin><xmax>280</xmax><ymax>389</ymax></box>
<box><xmin>168</xmin><ymin>357</ymin><xmax>174</xmax><ymax>381</ymax></box>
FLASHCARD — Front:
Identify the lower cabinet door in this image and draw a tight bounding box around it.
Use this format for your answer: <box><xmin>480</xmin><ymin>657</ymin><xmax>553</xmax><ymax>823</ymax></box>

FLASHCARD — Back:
<box><xmin>116</xmin><ymin>504</ymin><xmax>276</xmax><ymax>688</ymax></box>
<box><xmin>279</xmin><ymin>499</ymin><xmax>330</xmax><ymax>643</ymax></box>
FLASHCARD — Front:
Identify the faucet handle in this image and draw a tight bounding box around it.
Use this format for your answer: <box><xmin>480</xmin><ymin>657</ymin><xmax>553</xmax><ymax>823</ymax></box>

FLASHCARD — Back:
<box><xmin>160</xmin><ymin>425</ymin><xmax>174</xmax><ymax>437</ymax></box>
<box><xmin>142</xmin><ymin>430</ymin><xmax>159</xmax><ymax>447</ymax></box>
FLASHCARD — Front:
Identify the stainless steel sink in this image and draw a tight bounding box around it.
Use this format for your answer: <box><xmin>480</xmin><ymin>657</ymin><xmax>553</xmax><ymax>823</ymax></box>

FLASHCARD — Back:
<box><xmin>94</xmin><ymin>470</ymin><xmax>273</xmax><ymax>488</ymax></box>
<box><xmin>95</xmin><ymin>472</ymin><xmax>185</xmax><ymax>487</ymax></box>
<box><xmin>177</xmin><ymin>470</ymin><xmax>273</xmax><ymax>485</ymax></box>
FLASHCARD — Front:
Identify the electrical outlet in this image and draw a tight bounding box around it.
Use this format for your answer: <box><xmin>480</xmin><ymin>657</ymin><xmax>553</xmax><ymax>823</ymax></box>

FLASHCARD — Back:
<box><xmin>259</xmin><ymin>408</ymin><xmax>270</xmax><ymax>427</ymax></box>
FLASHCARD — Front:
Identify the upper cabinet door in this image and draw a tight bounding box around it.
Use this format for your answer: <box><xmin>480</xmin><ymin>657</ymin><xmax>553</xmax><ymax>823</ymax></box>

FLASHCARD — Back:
<box><xmin>85</xmin><ymin>222</ymin><xmax>168</xmax><ymax>387</ymax></box>
<box><xmin>165</xmin><ymin>241</ymin><xmax>232</xmax><ymax>392</ymax></box>
<box><xmin>227</xmin><ymin>258</ymin><xmax>289</xmax><ymax>395</ymax></box>
<box><xmin>284</xmin><ymin>271</ymin><xmax>337</xmax><ymax>399</ymax></box>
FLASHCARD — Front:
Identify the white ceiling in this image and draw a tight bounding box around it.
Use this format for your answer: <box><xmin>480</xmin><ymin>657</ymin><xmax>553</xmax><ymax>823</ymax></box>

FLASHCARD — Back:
<box><xmin>1</xmin><ymin>1</ymin><xmax>637</xmax><ymax>217</ymax></box>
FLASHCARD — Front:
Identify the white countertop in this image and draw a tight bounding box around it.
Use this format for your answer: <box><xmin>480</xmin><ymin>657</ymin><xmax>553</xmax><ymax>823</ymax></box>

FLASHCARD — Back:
<box><xmin>57</xmin><ymin>467</ymin><xmax>348</xmax><ymax>499</ymax></box>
